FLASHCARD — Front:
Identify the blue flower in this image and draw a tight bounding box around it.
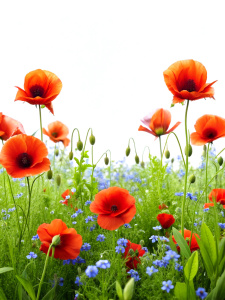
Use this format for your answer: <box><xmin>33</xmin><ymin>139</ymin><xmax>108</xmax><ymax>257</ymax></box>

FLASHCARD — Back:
<box><xmin>146</xmin><ymin>266</ymin><xmax>158</xmax><ymax>276</ymax></box>
<box><xmin>75</xmin><ymin>276</ymin><xmax>83</xmax><ymax>286</ymax></box>
<box><xmin>72</xmin><ymin>256</ymin><xmax>86</xmax><ymax>264</ymax></box>
<box><xmin>127</xmin><ymin>269</ymin><xmax>140</xmax><ymax>281</ymax></box>
<box><xmin>203</xmin><ymin>208</ymin><xmax>209</xmax><ymax>212</ymax></box>
<box><xmin>115</xmin><ymin>246</ymin><xmax>125</xmax><ymax>254</ymax></box>
<box><xmin>218</xmin><ymin>223</ymin><xmax>225</xmax><ymax>229</ymax></box>
<box><xmin>31</xmin><ymin>234</ymin><xmax>39</xmax><ymax>241</ymax></box>
<box><xmin>71</xmin><ymin>188</ymin><xmax>76</xmax><ymax>193</ymax></box>
<box><xmin>149</xmin><ymin>235</ymin><xmax>158</xmax><ymax>243</ymax></box>
<box><xmin>85</xmin><ymin>200</ymin><xmax>92</xmax><ymax>206</ymax></box>
<box><xmin>142</xmin><ymin>247</ymin><xmax>148</xmax><ymax>253</ymax></box>
<box><xmin>124</xmin><ymin>223</ymin><xmax>131</xmax><ymax>228</ymax></box>
<box><xmin>161</xmin><ymin>280</ymin><xmax>174</xmax><ymax>293</ymax></box>
<box><xmin>178</xmin><ymin>170</ymin><xmax>185</xmax><ymax>179</ymax></box>
<box><xmin>26</xmin><ymin>252</ymin><xmax>37</xmax><ymax>259</ymax></box>
<box><xmin>20</xmin><ymin>183</ymin><xmax>26</xmax><ymax>187</ymax></box>
<box><xmin>153</xmin><ymin>226</ymin><xmax>162</xmax><ymax>231</ymax></box>
<box><xmin>153</xmin><ymin>260</ymin><xmax>164</xmax><ymax>267</ymax></box>
<box><xmin>74</xmin><ymin>293</ymin><xmax>79</xmax><ymax>300</ymax></box>
<box><xmin>81</xmin><ymin>243</ymin><xmax>91</xmax><ymax>251</ymax></box>
<box><xmin>175</xmin><ymin>263</ymin><xmax>183</xmax><ymax>271</ymax></box>
<box><xmin>85</xmin><ymin>216</ymin><xmax>94</xmax><ymax>223</ymax></box>
<box><xmin>85</xmin><ymin>266</ymin><xmax>98</xmax><ymax>278</ymax></box>
<box><xmin>71</xmin><ymin>213</ymin><xmax>78</xmax><ymax>218</ymax></box>
<box><xmin>196</xmin><ymin>287</ymin><xmax>208</xmax><ymax>299</ymax></box>
<box><xmin>117</xmin><ymin>238</ymin><xmax>128</xmax><ymax>247</ymax></box>
<box><xmin>96</xmin><ymin>234</ymin><xmax>105</xmax><ymax>242</ymax></box>
<box><xmin>175</xmin><ymin>192</ymin><xmax>184</xmax><ymax>196</ymax></box>
<box><xmin>76</xmin><ymin>209</ymin><xmax>83</xmax><ymax>214</ymax></box>
<box><xmin>159</xmin><ymin>236</ymin><xmax>169</xmax><ymax>242</ymax></box>
<box><xmin>58</xmin><ymin>277</ymin><xmax>64</xmax><ymax>287</ymax></box>
<box><xmin>96</xmin><ymin>260</ymin><xmax>110</xmax><ymax>269</ymax></box>
<box><xmin>164</xmin><ymin>250</ymin><xmax>180</xmax><ymax>262</ymax></box>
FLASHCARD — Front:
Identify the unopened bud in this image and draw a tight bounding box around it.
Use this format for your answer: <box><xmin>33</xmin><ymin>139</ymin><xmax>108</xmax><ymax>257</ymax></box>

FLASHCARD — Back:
<box><xmin>54</xmin><ymin>148</ymin><xmax>59</xmax><ymax>156</ymax></box>
<box><xmin>141</xmin><ymin>161</ymin><xmax>145</xmax><ymax>168</ymax></box>
<box><xmin>52</xmin><ymin>234</ymin><xmax>61</xmax><ymax>246</ymax></box>
<box><xmin>89</xmin><ymin>135</ymin><xmax>95</xmax><ymax>145</ymax></box>
<box><xmin>77</xmin><ymin>267</ymin><xmax>81</xmax><ymax>276</ymax></box>
<box><xmin>123</xmin><ymin>278</ymin><xmax>135</xmax><ymax>300</ymax></box>
<box><xmin>189</xmin><ymin>174</ymin><xmax>196</xmax><ymax>184</ymax></box>
<box><xmin>126</xmin><ymin>147</ymin><xmax>131</xmax><ymax>157</ymax></box>
<box><xmin>171</xmin><ymin>158</ymin><xmax>174</xmax><ymax>163</ymax></box>
<box><xmin>135</xmin><ymin>155</ymin><xmax>139</xmax><ymax>164</ymax></box>
<box><xmin>47</xmin><ymin>170</ymin><xmax>53</xmax><ymax>180</ymax></box>
<box><xmin>139</xmin><ymin>240</ymin><xmax>144</xmax><ymax>246</ymax></box>
<box><xmin>128</xmin><ymin>249</ymin><xmax>135</xmax><ymax>256</ymax></box>
<box><xmin>104</xmin><ymin>156</ymin><xmax>109</xmax><ymax>165</ymax></box>
<box><xmin>203</xmin><ymin>145</ymin><xmax>207</xmax><ymax>151</ymax></box>
<box><xmin>69</xmin><ymin>151</ymin><xmax>73</xmax><ymax>160</ymax></box>
<box><xmin>218</xmin><ymin>156</ymin><xmax>223</xmax><ymax>166</ymax></box>
<box><xmin>185</xmin><ymin>144</ymin><xmax>192</xmax><ymax>157</ymax></box>
<box><xmin>41</xmin><ymin>105</ymin><xmax>45</xmax><ymax>109</ymax></box>
<box><xmin>77</xmin><ymin>140</ymin><xmax>83</xmax><ymax>151</ymax></box>
<box><xmin>165</xmin><ymin>150</ymin><xmax>170</xmax><ymax>159</ymax></box>
<box><xmin>56</xmin><ymin>174</ymin><xmax>61</xmax><ymax>186</ymax></box>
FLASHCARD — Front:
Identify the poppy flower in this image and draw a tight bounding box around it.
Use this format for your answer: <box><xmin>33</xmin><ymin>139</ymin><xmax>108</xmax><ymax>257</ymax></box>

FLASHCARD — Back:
<box><xmin>61</xmin><ymin>189</ymin><xmax>74</xmax><ymax>206</ymax></box>
<box><xmin>158</xmin><ymin>203</ymin><xmax>168</xmax><ymax>210</ymax></box>
<box><xmin>37</xmin><ymin>219</ymin><xmax>82</xmax><ymax>260</ymax></box>
<box><xmin>172</xmin><ymin>229</ymin><xmax>200</xmax><ymax>252</ymax></box>
<box><xmin>0</xmin><ymin>134</ymin><xmax>50</xmax><ymax>178</ymax></box>
<box><xmin>15</xmin><ymin>69</ymin><xmax>62</xmax><ymax>115</ymax></box>
<box><xmin>90</xmin><ymin>187</ymin><xmax>136</xmax><ymax>231</ymax></box>
<box><xmin>157</xmin><ymin>213</ymin><xmax>175</xmax><ymax>229</ymax></box>
<box><xmin>43</xmin><ymin>121</ymin><xmax>70</xmax><ymax>147</ymax></box>
<box><xmin>0</xmin><ymin>112</ymin><xmax>25</xmax><ymax>141</ymax></box>
<box><xmin>123</xmin><ymin>240</ymin><xmax>145</xmax><ymax>269</ymax></box>
<box><xmin>208</xmin><ymin>189</ymin><xmax>225</xmax><ymax>205</ymax></box>
<box><xmin>163</xmin><ymin>59</ymin><xmax>217</xmax><ymax>104</ymax></box>
<box><xmin>203</xmin><ymin>203</ymin><xmax>214</xmax><ymax>209</ymax></box>
<box><xmin>138</xmin><ymin>108</ymin><xmax>181</xmax><ymax>138</ymax></box>
<box><xmin>190</xmin><ymin>115</ymin><xmax>225</xmax><ymax>146</ymax></box>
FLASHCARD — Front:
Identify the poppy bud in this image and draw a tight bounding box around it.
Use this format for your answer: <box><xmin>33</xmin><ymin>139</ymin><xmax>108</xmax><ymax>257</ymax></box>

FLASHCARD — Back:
<box><xmin>139</xmin><ymin>240</ymin><xmax>144</xmax><ymax>246</ymax></box>
<box><xmin>128</xmin><ymin>249</ymin><xmax>135</xmax><ymax>256</ymax></box>
<box><xmin>54</xmin><ymin>148</ymin><xmax>59</xmax><ymax>156</ymax></box>
<box><xmin>189</xmin><ymin>174</ymin><xmax>196</xmax><ymax>184</ymax></box>
<box><xmin>41</xmin><ymin>105</ymin><xmax>45</xmax><ymax>109</ymax></box>
<box><xmin>77</xmin><ymin>140</ymin><xmax>83</xmax><ymax>151</ymax></box>
<box><xmin>218</xmin><ymin>156</ymin><xmax>223</xmax><ymax>166</ymax></box>
<box><xmin>47</xmin><ymin>170</ymin><xmax>53</xmax><ymax>180</ymax></box>
<box><xmin>52</xmin><ymin>234</ymin><xmax>61</xmax><ymax>246</ymax></box>
<box><xmin>165</xmin><ymin>150</ymin><xmax>170</xmax><ymax>159</ymax></box>
<box><xmin>89</xmin><ymin>135</ymin><xmax>95</xmax><ymax>145</ymax></box>
<box><xmin>126</xmin><ymin>147</ymin><xmax>131</xmax><ymax>157</ymax></box>
<box><xmin>69</xmin><ymin>151</ymin><xmax>73</xmax><ymax>160</ymax></box>
<box><xmin>77</xmin><ymin>267</ymin><xmax>81</xmax><ymax>276</ymax></box>
<box><xmin>104</xmin><ymin>156</ymin><xmax>109</xmax><ymax>165</ymax></box>
<box><xmin>185</xmin><ymin>144</ymin><xmax>192</xmax><ymax>157</ymax></box>
<box><xmin>203</xmin><ymin>145</ymin><xmax>207</xmax><ymax>151</ymax></box>
<box><xmin>56</xmin><ymin>174</ymin><xmax>61</xmax><ymax>186</ymax></box>
<box><xmin>171</xmin><ymin>158</ymin><xmax>174</xmax><ymax>163</ymax></box>
<box><xmin>141</xmin><ymin>161</ymin><xmax>145</xmax><ymax>168</ymax></box>
<box><xmin>135</xmin><ymin>155</ymin><xmax>139</xmax><ymax>164</ymax></box>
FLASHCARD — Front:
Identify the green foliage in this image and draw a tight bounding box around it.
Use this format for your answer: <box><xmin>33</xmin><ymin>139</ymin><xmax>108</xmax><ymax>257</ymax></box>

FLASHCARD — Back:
<box><xmin>184</xmin><ymin>251</ymin><xmax>198</xmax><ymax>281</ymax></box>
<box><xmin>172</xmin><ymin>227</ymin><xmax>191</xmax><ymax>259</ymax></box>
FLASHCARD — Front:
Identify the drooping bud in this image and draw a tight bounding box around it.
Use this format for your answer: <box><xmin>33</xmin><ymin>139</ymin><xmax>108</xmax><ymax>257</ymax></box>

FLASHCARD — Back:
<box><xmin>165</xmin><ymin>150</ymin><xmax>170</xmax><ymax>159</ymax></box>
<box><xmin>89</xmin><ymin>135</ymin><xmax>95</xmax><ymax>145</ymax></box>
<box><xmin>69</xmin><ymin>151</ymin><xmax>73</xmax><ymax>160</ymax></box>
<box><xmin>139</xmin><ymin>240</ymin><xmax>144</xmax><ymax>246</ymax></box>
<box><xmin>104</xmin><ymin>156</ymin><xmax>109</xmax><ymax>165</ymax></box>
<box><xmin>141</xmin><ymin>161</ymin><xmax>145</xmax><ymax>168</ymax></box>
<box><xmin>135</xmin><ymin>155</ymin><xmax>139</xmax><ymax>164</ymax></box>
<box><xmin>77</xmin><ymin>140</ymin><xmax>83</xmax><ymax>151</ymax></box>
<box><xmin>171</xmin><ymin>158</ymin><xmax>174</xmax><ymax>163</ymax></box>
<box><xmin>218</xmin><ymin>156</ymin><xmax>223</xmax><ymax>166</ymax></box>
<box><xmin>189</xmin><ymin>174</ymin><xmax>196</xmax><ymax>184</ymax></box>
<box><xmin>185</xmin><ymin>144</ymin><xmax>192</xmax><ymax>157</ymax></box>
<box><xmin>47</xmin><ymin>169</ymin><xmax>53</xmax><ymax>180</ymax></box>
<box><xmin>52</xmin><ymin>234</ymin><xmax>61</xmax><ymax>246</ymax></box>
<box><xmin>41</xmin><ymin>105</ymin><xmax>45</xmax><ymax>109</ymax></box>
<box><xmin>56</xmin><ymin>174</ymin><xmax>61</xmax><ymax>186</ymax></box>
<box><xmin>123</xmin><ymin>278</ymin><xmax>135</xmax><ymax>300</ymax></box>
<box><xmin>126</xmin><ymin>147</ymin><xmax>131</xmax><ymax>157</ymax></box>
<box><xmin>54</xmin><ymin>148</ymin><xmax>59</xmax><ymax>156</ymax></box>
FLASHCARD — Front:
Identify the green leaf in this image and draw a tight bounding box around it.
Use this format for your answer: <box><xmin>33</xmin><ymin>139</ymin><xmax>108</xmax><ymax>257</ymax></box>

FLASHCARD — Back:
<box><xmin>169</xmin><ymin>234</ymin><xmax>178</xmax><ymax>252</ymax></box>
<box><xmin>0</xmin><ymin>267</ymin><xmax>14</xmax><ymax>274</ymax></box>
<box><xmin>207</xmin><ymin>268</ymin><xmax>225</xmax><ymax>300</ymax></box>
<box><xmin>116</xmin><ymin>281</ymin><xmax>123</xmax><ymax>300</ymax></box>
<box><xmin>184</xmin><ymin>251</ymin><xmax>198</xmax><ymax>281</ymax></box>
<box><xmin>172</xmin><ymin>227</ymin><xmax>191</xmax><ymax>259</ymax></box>
<box><xmin>123</xmin><ymin>278</ymin><xmax>134</xmax><ymax>300</ymax></box>
<box><xmin>174</xmin><ymin>282</ymin><xmax>187</xmax><ymax>300</ymax></box>
<box><xmin>0</xmin><ymin>288</ymin><xmax>8</xmax><ymax>300</ymax></box>
<box><xmin>74</xmin><ymin>157</ymin><xmax>80</xmax><ymax>166</ymax></box>
<box><xmin>15</xmin><ymin>275</ymin><xmax>36</xmax><ymax>300</ymax></box>
<box><xmin>31</xmin><ymin>129</ymin><xmax>39</xmax><ymax>137</ymax></box>
<box><xmin>42</xmin><ymin>285</ymin><xmax>57</xmax><ymax>300</ymax></box>
<box><xmin>200</xmin><ymin>223</ymin><xmax>217</xmax><ymax>268</ymax></box>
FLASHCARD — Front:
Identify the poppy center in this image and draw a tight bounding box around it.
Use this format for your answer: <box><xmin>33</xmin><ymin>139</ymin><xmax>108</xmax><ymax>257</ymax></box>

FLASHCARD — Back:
<box><xmin>111</xmin><ymin>205</ymin><xmax>118</xmax><ymax>212</ymax></box>
<box><xmin>203</xmin><ymin>128</ymin><xmax>217</xmax><ymax>139</ymax></box>
<box><xmin>182</xmin><ymin>79</ymin><xmax>196</xmax><ymax>92</ymax></box>
<box><xmin>51</xmin><ymin>132</ymin><xmax>58</xmax><ymax>137</ymax></box>
<box><xmin>30</xmin><ymin>85</ymin><xmax>44</xmax><ymax>98</ymax></box>
<box><xmin>17</xmin><ymin>153</ymin><xmax>33</xmax><ymax>168</ymax></box>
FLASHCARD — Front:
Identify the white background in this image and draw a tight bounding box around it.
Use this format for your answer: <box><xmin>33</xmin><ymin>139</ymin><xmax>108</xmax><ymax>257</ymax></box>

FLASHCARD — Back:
<box><xmin>1</xmin><ymin>1</ymin><xmax>225</xmax><ymax>167</ymax></box>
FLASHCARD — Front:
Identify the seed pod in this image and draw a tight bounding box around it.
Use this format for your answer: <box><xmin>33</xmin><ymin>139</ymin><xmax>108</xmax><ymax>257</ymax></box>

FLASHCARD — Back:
<box><xmin>77</xmin><ymin>140</ymin><xmax>83</xmax><ymax>151</ymax></box>
<box><xmin>218</xmin><ymin>156</ymin><xmax>223</xmax><ymax>166</ymax></box>
<box><xmin>126</xmin><ymin>147</ymin><xmax>131</xmax><ymax>157</ymax></box>
<box><xmin>54</xmin><ymin>148</ymin><xmax>59</xmax><ymax>156</ymax></box>
<box><xmin>69</xmin><ymin>151</ymin><xmax>73</xmax><ymax>160</ymax></box>
<box><xmin>89</xmin><ymin>135</ymin><xmax>95</xmax><ymax>145</ymax></box>
<box><xmin>171</xmin><ymin>158</ymin><xmax>174</xmax><ymax>163</ymax></box>
<box><xmin>104</xmin><ymin>156</ymin><xmax>109</xmax><ymax>165</ymax></box>
<box><xmin>141</xmin><ymin>161</ymin><xmax>145</xmax><ymax>168</ymax></box>
<box><xmin>135</xmin><ymin>155</ymin><xmax>139</xmax><ymax>164</ymax></box>
<box><xmin>189</xmin><ymin>174</ymin><xmax>196</xmax><ymax>184</ymax></box>
<box><xmin>165</xmin><ymin>150</ymin><xmax>170</xmax><ymax>159</ymax></box>
<box><xmin>56</xmin><ymin>174</ymin><xmax>61</xmax><ymax>186</ymax></box>
<box><xmin>185</xmin><ymin>144</ymin><xmax>192</xmax><ymax>157</ymax></box>
<box><xmin>47</xmin><ymin>170</ymin><xmax>53</xmax><ymax>180</ymax></box>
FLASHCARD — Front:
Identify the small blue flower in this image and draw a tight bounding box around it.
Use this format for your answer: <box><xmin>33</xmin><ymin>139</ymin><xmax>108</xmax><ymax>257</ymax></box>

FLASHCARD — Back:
<box><xmin>85</xmin><ymin>266</ymin><xmax>98</xmax><ymax>278</ymax></box>
<box><xmin>71</xmin><ymin>188</ymin><xmax>76</xmax><ymax>193</ymax></box>
<box><xmin>117</xmin><ymin>238</ymin><xmax>128</xmax><ymax>247</ymax></box>
<box><xmin>146</xmin><ymin>266</ymin><xmax>158</xmax><ymax>276</ymax></box>
<box><xmin>175</xmin><ymin>192</ymin><xmax>184</xmax><ymax>196</ymax></box>
<box><xmin>115</xmin><ymin>246</ymin><xmax>125</xmax><ymax>254</ymax></box>
<box><xmin>218</xmin><ymin>223</ymin><xmax>225</xmax><ymax>229</ymax></box>
<box><xmin>161</xmin><ymin>280</ymin><xmax>174</xmax><ymax>293</ymax></box>
<box><xmin>81</xmin><ymin>243</ymin><xmax>91</xmax><ymax>251</ymax></box>
<box><xmin>153</xmin><ymin>226</ymin><xmax>162</xmax><ymax>231</ymax></box>
<box><xmin>71</xmin><ymin>213</ymin><xmax>78</xmax><ymax>218</ymax></box>
<box><xmin>20</xmin><ymin>183</ymin><xmax>26</xmax><ymax>187</ymax></box>
<box><xmin>96</xmin><ymin>260</ymin><xmax>110</xmax><ymax>269</ymax></box>
<box><xmin>175</xmin><ymin>263</ymin><xmax>183</xmax><ymax>271</ymax></box>
<box><xmin>196</xmin><ymin>287</ymin><xmax>208</xmax><ymax>299</ymax></box>
<box><xmin>63</xmin><ymin>259</ymin><xmax>71</xmax><ymax>265</ymax></box>
<box><xmin>127</xmin><ymin>269</ymin><xmax>140</xmax><ymax>281</ymax></box>
<box><xmin>74</xmin><ymin>293</ymin><xmax>79</xmax><ymax>300</ymax></box>
<box><xmin>164</xmin><ymin>250</ymin><xmax>180</xmax><ymax>262</ymax></box>
<box><xmin>50</xmin><ymin>211</ymin><xmax>54</xmax><ymax>214</ymax></box>
<box><xmin>96</xmin><ymin>234</ymin><xmax>105</xmax><ymax>242</ymax></box>
<box><xmin>149</xmin><ymin>235</ymin><xmax>158</xmax><ymax>243</ymax></box>
<box><xmin>153</xmin><ymin>260</ymin><xmax>164</xmax><ymax>267</ymax></box>
<box><xmin>159</xmin><ymin>236</ymin><xmax>169</xmax><ymax>242</ymax></box>
<box><xmin>75</xmin><ymin>276</ymin><xmax>83</xmax><ymax>286</ymax></box>
<box><xmin>124</xmin><ymin>223</ymin><xmax>131</xmax><ymax>228</ymax></box>
<box><xmin>65</xmin><ymin>195</ymin><xmax>70</xmax><ymax>200</ymax></box>
<box><xmin>85</xmin><ymin>216</ymin><xmax>94</xmax><ymax>223</ymax></box>
<box><xmin>72</xmin><ymin>221</ymin><xmax>77</xmax><ymax>225</ymax></box>
<box><xmin>58</xmin><ymin>277</ymin><xmax>64</xmax><ymax>286</ymax></box>
<box><xmin>72</xmin><ymin>256</ymin><xmax>86</xmax><ymax>264</ymax></box>
<box><xmin>26</xmin><ymin>252</ymin><xmax>37</xmax><ymax>259</ymax></box>
<box><xmin>142</xmin><ymin>247</ymin><xmax>148</xmax><ymax>253</ymax></box>
<box><xmin>85</xmin><ymin>200</ymin><xmax>92</xmax><ymax>206</ymax></box>
<box><xmin>31</xmin><ymin>234</ymin><xmax>39</xmax><ymax>241</ymax></box>
<box><xmin>76</xmin><ymin>209</ymin><xmax>83</xmax><ymax>214</ymax></box>
<box><xmin>203</xmin><ymin>208</ymin><xmax>209</xmax><ymax>212</ymax></box>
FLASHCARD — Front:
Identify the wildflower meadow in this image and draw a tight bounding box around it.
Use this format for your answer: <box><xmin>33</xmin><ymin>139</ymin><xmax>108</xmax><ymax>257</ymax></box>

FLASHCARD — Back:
<box><xmin>1</xmin><ymin>60</ymin><xmax>225</xmax><ymax>300</ymax></box>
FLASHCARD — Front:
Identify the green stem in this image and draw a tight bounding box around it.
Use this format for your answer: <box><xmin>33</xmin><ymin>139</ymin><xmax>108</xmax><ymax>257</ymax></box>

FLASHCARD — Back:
<box><xmin>205</xmin><ymin>144</ymin><xmax>210</xmax><ymax>203</ymax></box>
<box><xmin>159</xmin><ymin>136</ymin><xmax>163</xmax><ymax>167</ymax></box>
<box><xmin>26</xmin><ymin>177</ymin><xmax>32</xmax><ymax>233</ymax></box>
<box><xmin>38</xmin><ymin>105</ymin><xmax>43</xmax><ymax>142</ymax></box>
<box><xmin>181</xmin><ymin>100</ymin><xmax>190</xmax><ymax>237</ymax></box>
<box><xmin>142</xmin><ymin>146</ymin><xmax>151</xmax><ymax>162</ymax></box>
<box><xmin>70</xmin><ymin>128</ymin><xmax>80</xmax><ymax>152</ymax></box>
<box><xmin>128</xmin><ymin>137</ymin><xmax>138</xmax><ymax>156</ymax></box>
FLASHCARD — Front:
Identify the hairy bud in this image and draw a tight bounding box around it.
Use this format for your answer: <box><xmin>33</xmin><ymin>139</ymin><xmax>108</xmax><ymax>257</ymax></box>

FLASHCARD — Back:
<box><xmin>189</xmin><ymin>174</ymin><xmax>196</xmax><ymax>184</ymax></box>
<box><xmin>47</xmin><ymin>170</ymin><xmax>53</xmax><ymax>180</ymax></box>
<box><xmin>54</xmin><ymin>148</ymin><xmax>59</xmax><ymax>156</ymax></box>
<box><xmin>104</xmin><ymin>156</ymin><xmax>109</xmax><ymax>165</ymax></box>
<box><xmin>77</xmin><ymin>140</ymin><xmax>83</xmax><ymax>151</ymax></box>
<box><xmin>185</xmin><ymin>144</ymin><xmax>192</xmax><ymax>157</ymax></box>
<box><xmin>126</xmin><ymin>147</ymin><xmax>131</xmax><ymax>157</ymax></box>
<box><xmin>69</xmin><ymin>151</ymin><xmax>73</xmax><ymax>160</ymax></box>
<box><xmin>165</xmin><ymin>150</ymin><xmax>170</xmax><ymax>159</ymax></box>
<box><xmin>56</xmin><ymin>175</ymin><xmax>61</xmax><ymax>186</ymax></box>
<box><xmin>89</xmin><ymin>135</ymin><xmax>96</xmax><ymax>145</ymax></box>
<box><xmin>141</xmin><ymin>161</ymin><xmax>145</xmax><ymax>168</ymax></box>
<box><xmin>218</xmin><ymin>156</ymin><xmax>223</xmax><ymax>166</ymax></box>
<box><xmin>135</xmin><ymin>155</ymin><xmax>139</xmax><ymax>164</ymax></box>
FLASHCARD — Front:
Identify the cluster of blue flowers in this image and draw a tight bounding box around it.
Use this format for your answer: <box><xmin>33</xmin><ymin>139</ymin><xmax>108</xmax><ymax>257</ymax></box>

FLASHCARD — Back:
<box><xmin>63</xmin><ymin>256</ymin><xmax>86</xmax><ymax>265</ymax></box>
<box><xmin>127</xmin><ymin>269</ymin><xmax>140</xmax><ymax>281</ymax></box>
<box><xmin>71</xmin><ymin>209</ymin><xmax>83</xmax><ymax>218</ymax></box>
<box><xmin>96</xmin><ymin>234</ymin><xmax>105</xmax><ymax>242</ymax></box>
<box><xmin>85</xmin><ymin>260</ymin><xmax>111</xmax><ymax>278</ymax></box>
<box><xmin>81</xmin><ymin>243</ymin><xmax>91</xmax><ymax>251</ymax></box>
<box><xmin>26</xmin><ymin>252</ymin><xmax>37</xmax><ymax>259</ymax></box>
<box><xmin>149</xmin><ymin>235</ymin><xmax>169</xmax><ymax>243</ymax></box>
<box><xmin>31</xmin><ymin>234</ymin><xmax>39</xmax><ymax>241</ymax></box>
<box><xmin>218</xmin><ymin>223</ymin><xmax>225</xmax><ymax>229</ymax></box>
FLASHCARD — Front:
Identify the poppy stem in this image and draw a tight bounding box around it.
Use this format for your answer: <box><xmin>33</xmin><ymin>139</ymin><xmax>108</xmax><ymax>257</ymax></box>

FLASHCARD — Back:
<box><xmin>70</xmin><ymin>128</ymin><xmax>81</xmax><ymax>152</ymax></box>
<box><xmin>38</xmin><ymin>105</ymin><xmax>43</xmax><ymax>142</ymax></box>
<box><xmin>181</xmin><ymin>100</ymin><xmax>190</xmax><ymax>237</ymax></box>
<box><xmin>26</xmin><ymin>177</ymin><xmax>32</xmax><ymax>233</ymax></box>
<box><xmin>159</xmin><ymin>136</ymin><xmax>163</xmax><ymax>166</ymax></box>
<box><xmin>36</xmin><ymin>244</ymin><xmax>53</xmax><ymax>300</ymax></box>
<box><xmin>142</xmin><ymin>146</ymin><xmax>151</xmax><ymax>163</ymax></box>
<box><xmin>205</xmin><ymin>143</ymin><xmax>210</xmax><ymax>203</ymax></box>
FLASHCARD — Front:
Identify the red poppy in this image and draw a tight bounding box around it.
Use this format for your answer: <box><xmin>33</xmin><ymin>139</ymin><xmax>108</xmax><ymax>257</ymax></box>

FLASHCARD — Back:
<box><xmin>163</xmin><ymin>59</ymin><xmax>216</xmax><ymax>104</ymax></box>
<box><xmin>158</xmin><ymin>203</ymin><xmax>168</xmax><ymax>210</ymax></box>
<box><xmin>172</xmin><ymin>229</ymin><xmax>200</xmax><ymax>252</ymax></box>
<box><xmin>90</xmin><ymin>187</ymin><xmax>136</xmax><ymax>230</ymax></box>
<box><xmin>61</xmin><ymin>189</ymin><xmax>74</xmax><ymax>206</ymax></box>
<box><xmin>37</xmin><ymin>219</ymin><xmax>82</xmax><ymax>260</ymax></box>
<box><xmin>203</xmin><ymin>203</ymin><xmax>214</xmax><ymax>209</ymax></box>
<box><xmin>208</xmin><ymin>189</ymin><xmax>225</xmax><ymax>205</ymax></box>
<box><xmin>190</xmin><ymin>115</ymin><xmax>225</xmax><ymax>146</ymax></box>
<box><xmin>157</xmin><ymin>213</ymin><xmax>175</xmax><ymax>229</ymax></box>
<box><xmin>0</xmin><ymin>134</ymin><xmax>50</xmax><ymax>178</ymax></box>
<box><xmin>15</xmin><ymin>69</ymin><xmax>62</xmax><ymax>115</ymax></box>
<box><xmin>138</xmin><ymin>108</ymin><xmax>181</xmax><ymax>138</ymax></box>
<box><xmin>0</xmin><ymin>112</ymin><xmax>25</xmax><ymax>141</ymax></box>
<box><xmin>123</xmin><ymin>240</ymin><xmax>145</xmax><ymax>269</ymax></box>
<box><xmin>43</xmin><ymin>121</ymin><xmax>70</xmax><ymax>147</ymax></box>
